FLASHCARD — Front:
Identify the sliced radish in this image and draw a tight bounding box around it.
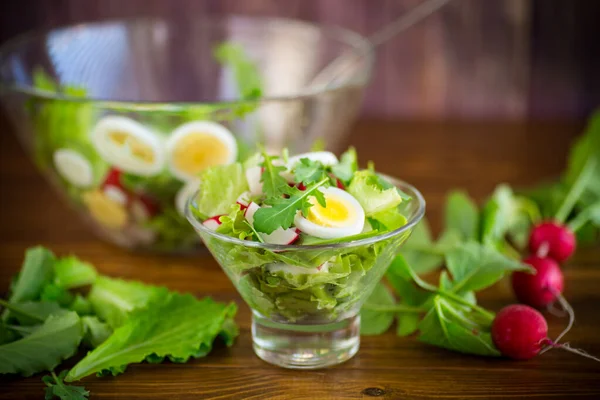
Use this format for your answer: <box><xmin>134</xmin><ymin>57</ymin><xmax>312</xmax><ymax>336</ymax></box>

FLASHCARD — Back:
<box><xmin>130</xmin><ymin>195</ymin><xmax>160</xmax><ymax>222</ymax></box>
<box><xmin>202</xmin><ymin>215</ymin><xmax>223</xmax><ymax>231</ymax></box>
<box><xmin>262</xmin><ymin>227</ymin><xmax>299</xmax><ymax>245</ymax></box>
<box><xmin>236</xmin><ymin>191</ymin><xmax>251</xmax><ymax>209</ymax></box>
<box><xmin>103</xmin><ymin>168</ymin><xmax>123</xmax><ymax>187</ymax></box>
<box><xmin>336</xmin><ymin>178</ymin><xmax>345</xmax><ymax>190</ymax></box>
<box><xmin>103</xmin><ymin>185</ymin><xmax>129</xmax><ymax>206</ymax></box>
<box><xmin>175</xmin><ymin>179</ymin><xmax>201</xmax><ymax>217</ymax></box>
<box><xmin>53</xmin><ymin>148</ymin><xmax>94</xmax><ymax>188</ymax></box>
<box><xmin>246</xmin><ymin>166</ymin><xmax>263</xmax><ymax>195</ymax></box>
<box><xmin>244</xmin><ymin>202</ymin><xmax>299</xmax><ymax>245</ymax></box>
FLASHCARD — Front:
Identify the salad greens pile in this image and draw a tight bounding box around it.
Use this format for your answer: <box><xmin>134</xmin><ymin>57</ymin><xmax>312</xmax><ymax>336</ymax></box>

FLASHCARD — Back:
<box><xmin>0</xmin><ymin>246</ymin><xmax>238</xmax><ymax>399</ymax></box>
<box><xmin>25</xmin><ymin>41</ymin><xmax>263</xmax><ymax>253</ymax></box>
<box><xmin>192</xmin><ymin>147</ymin><xmax>414</xmax><ymax>323</ymax></box>
<box><xmin>360</xmin><ymin>109</ymin><xmax>600</xmax><ymax>357</ymax></box>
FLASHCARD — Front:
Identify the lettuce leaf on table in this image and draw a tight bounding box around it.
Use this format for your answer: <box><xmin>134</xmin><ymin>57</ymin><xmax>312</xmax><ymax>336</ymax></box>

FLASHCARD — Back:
<box><xmin>66</xmin><ymin>293</ymin><xmax>237</xmax><ymax>381</ymax></box>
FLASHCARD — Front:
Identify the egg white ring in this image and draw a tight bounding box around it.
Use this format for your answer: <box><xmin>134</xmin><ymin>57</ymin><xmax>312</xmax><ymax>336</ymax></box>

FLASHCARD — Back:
<box><xmin>176</xmin><ymin>179</ymin><xmax>201</xmax><ymax>217</ymax></box>
<box><xmin>53</xmin><ymin>148</ymin><xmax>94</xmax><ymax>188</ymax></box>
<box><xmin>166</xmin><ymin>121</ymin><xmax>238</xmax><ymax>182</ymax></box>
<box><xmin>294</xmin><ymin>186</ymin><xmax>365</xmax><ymax>239</ymax></box>
<box><xmin>91</xmin><ymin>116</ymin><xmax>165</xmax><ymax>176</ymax></box>
<box><xmin>287</xmin><ymin>151</ymin><xmax>339</xmax><ymax>170</ymax></box>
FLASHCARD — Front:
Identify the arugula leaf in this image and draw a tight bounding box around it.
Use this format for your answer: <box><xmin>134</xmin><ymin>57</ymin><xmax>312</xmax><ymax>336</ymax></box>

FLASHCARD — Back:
<box><xmin>445</xmin><ymin>242</ymin><xmax>532</xmax><ymax>293</ymax></box>
<box><xmin>66</xmin><ymin>293</ymin><xmax>237</xmax><ymax>381</ymax></box>
<box><xmin>260</xmin><ymin>154</ymin><xmax>292</xmax><ymax>199</ymax></box>
<box><xmin>331</xmin><ymin>147</ymin><xmax>358</xmax><ymax>185</ymax></box>
<box><xmin>195</xmin><ymin>163</ymin><xmax>249</xmax><ymax>218</ymax></box>
<box><xmin>253</xmin><ymin>178</ymin><xmax>328</xmax><ymax>234</ymax></box>
<box><xmin>294</xmin><ymin>158</ymin><xmax>328</xmax><ymax>185</ymax></box>
<box><xmin>347</xmin><ymin>170</ymin><xmax>403</xmax><ymax>216</ymax></box>
<box><xmin>5</xmin><ymin>247</ymin><xmax>55</xmax><ymax>307</ymax></box>
<box><xmin>418</xmin><ymin>296</ymin><xmax>500</xmax><ymax>357</ymax></box>
<box><xmin>214</xmin><ymin>42</ymin><xmax>262</xmax><ymax>100</ymax></box>
<box><xmin>43</xmin><ymin>370</ymin><xmax>89</xmax><ymax>400</ymax></box>
<box><xmin>53</xmin><ymin>256</ymin><xmax>97</xmax><ymax>289</ymax></box>
<box><xmin>360</xmin><ymin>283</ymin><xmax>396</xmax><ymax>335</ymax></box>
<box><xmin>445</xmin><ymin>191</ymin><xmax>479</xmax><ymax>241</ymax></box>
<box><xmin>81</xmin><ymin>316</ymin><xmax>112</xmax><ymax>349</ymax></box>
<box><xmin>88</xmin><ymin>277</ymin><xmax>169</xmax><ymax>328</ymax></box>
<box><xmin>0</xmin><ymin>312</ymin><xmax>83</xmax><ymax>376</ymax></box>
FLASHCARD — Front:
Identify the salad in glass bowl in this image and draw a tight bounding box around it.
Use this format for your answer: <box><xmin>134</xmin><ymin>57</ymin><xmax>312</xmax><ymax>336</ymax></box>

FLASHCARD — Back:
<box><xmin>187</xmin><ymin>148</ymin><xmax>425</xmax><ymax>368</ymax></box>
<box><xmin>0</xmin><ymin>17</ymin><xmax>372</xmax><ymax>252</ymax></box>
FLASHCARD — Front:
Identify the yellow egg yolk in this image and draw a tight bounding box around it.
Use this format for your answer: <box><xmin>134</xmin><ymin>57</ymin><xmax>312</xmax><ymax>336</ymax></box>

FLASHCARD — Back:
<box><xmin>108</xmin><ymin>131</ymin><xmax>155</xmax><ymax>163</ymax></box>
<box><xmin>171</xmin><ymin>132</ymin><xmax>230</xmax><ymax>175</ymax></box>
<box><xmin>307</xmin><ymin>195</ymin><xmax>353</xmax><ymax>228</ymax></box>
<box><xmin>82</xmin><ymin>189</ymin><xmax>128</xmax><ymax>229</ymax></box>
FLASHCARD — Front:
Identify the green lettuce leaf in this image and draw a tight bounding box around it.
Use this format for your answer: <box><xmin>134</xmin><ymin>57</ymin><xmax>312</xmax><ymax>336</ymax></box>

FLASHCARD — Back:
<box><xmin>81</xmin><ymin>316</ymin><xmax>112</xmax><ymax>349</ymax></box>
<box><xmin>347</xmin><ymin>170</ymin><xmax>403</xmax><ymax>216</ymax></box>
<box><xmin>7</xmin><ymin>301</ymin><xmax>63</xmax><ymax>326</ymax></box>
<box><xmin>331</xmin><ymin>147</ymin><xmax>358</xmax><ymax>185</ymax></box>
<box><xmin>3</xmin><ymin>246</ymin><xmax>55</xmax><ymax>320</ymax></box>
<box><xmin>53</xmin><ymin>256</ymin><xmax>97</xmax><ymax>289</ymax></box>
<box><xmin>0</xmin><ymin>312</ymin><xmax>83</xmax><ymax>376</ymax></box>
<box><xmin>196</xmin><ymin>163</ymin><xmax>248</xmax><ymax>217</ymax></box>
<box><xmin>88</xmin><ymin>277</ymin><xmax>168</xmax><ymax>328</ymax></box>
<box><xmin>445</xmin><ymin>191</ymin><xmax>479</xmax><ymax>241</ymax></box>
<box><xmin>216</xmin><ymin>204</ymin><xmax>255</xmax><ymax>240</ymax></box>
<box><xmin>214</xmin><ymin>42</ymin><xmax>262</xmax><ymax>100</ymax></box>
<box><xmin>66</xmin><ymin>293</ymin><xmax>237</xmax><ymax>381</ymax></box>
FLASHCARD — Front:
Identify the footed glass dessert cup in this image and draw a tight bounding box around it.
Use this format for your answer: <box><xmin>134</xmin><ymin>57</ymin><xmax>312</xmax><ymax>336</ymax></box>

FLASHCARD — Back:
<box><xmin>186</xmin><ymin>177</ymin><xmax>425</xmax><ymax>369</ymax></box>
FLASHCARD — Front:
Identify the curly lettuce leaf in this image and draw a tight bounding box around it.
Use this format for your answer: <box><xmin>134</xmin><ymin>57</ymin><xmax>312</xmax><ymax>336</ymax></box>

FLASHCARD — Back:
<box><xmin>66</xmin><ymin>293</ymin><xmax>237</xmax><ymax>381</ymax></box>
<box><xmin>195</xmin><ymin>163</ymin><xmax>248</xmax><ymax>218</ymax></box>
<box><xmin>216</xmin><ymin>204</ymin><xmax>255</xmax><ymax>240</ymax></box>
<box><xmin>3</xmin><ymin>246</ymin><xmax>55</xmax><ymax>320</ymax></box>
<box><xmin>53</xmin><ymin>256</ymin><xmax>97</xmax><ymax>289</ymax></box>
<box><xmin>0</xmin><ymin>312</ymin><xmax>83</xmax><ymax>377</ymax></box>
<box><xmin>81</xmin><ymin>316</ymin><xmax>112</xmax><ymax>349</ymax></box>
<box><xmin>88</xmin><ymin>277</ymin><xmax>168</xmax><ymax>328</ymax></box>
<box><xmin>347</xmin><ymin>170</ymin><xmax>403</xmax><ymax>216</ymax></box>
<box><xmin>331</xmin><ymin>147</ymin><xmax>358</xmax><ymax>186</ymax></box>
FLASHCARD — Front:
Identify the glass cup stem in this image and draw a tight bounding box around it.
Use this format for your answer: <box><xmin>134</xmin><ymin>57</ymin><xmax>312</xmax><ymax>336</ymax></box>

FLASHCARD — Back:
<box><xmin>251</xmin><ymin>312</ymin><xmax>360</xmax><ymax>369</ymax></box>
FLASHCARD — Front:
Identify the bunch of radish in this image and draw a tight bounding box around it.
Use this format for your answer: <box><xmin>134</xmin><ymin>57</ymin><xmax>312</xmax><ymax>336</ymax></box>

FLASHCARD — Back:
<box><xmin>491</xmin><ymin>220</ymin><xmax>599</xmax><ymax>362</ymax></box>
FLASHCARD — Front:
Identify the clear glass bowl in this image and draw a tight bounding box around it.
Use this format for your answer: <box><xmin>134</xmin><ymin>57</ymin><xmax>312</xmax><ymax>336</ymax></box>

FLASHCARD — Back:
<box><xmin>187</xmin><ymin>177</ymin><xmax>425</xmax><ymax>369</ymax></box>
<box><xmin>0</xmin><ymin>16</ymin><xmax>373</xmax><ymax>253</ymax></box>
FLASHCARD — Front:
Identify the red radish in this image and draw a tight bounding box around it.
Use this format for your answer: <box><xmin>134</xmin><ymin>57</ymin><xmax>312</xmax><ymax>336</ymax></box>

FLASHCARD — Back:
<box><xmin>336</xmin><ymin>178</ymin><xmax>345</xmax><ymax>190</ymax></box>
<box><xmin>236</xmin><ymin>192</ymin><xmax>251</xmax><ymax>210</ymax></box>
<box><xmin>202</xmin><ymin>215</ymin><xmax>223</xmax><ymax>231</ymax></box>
<box><xmin>297</xmin><ymin>183</ymin><xmax>307</xmax><ymax>191</ymax></box>
<box><xmin>492</xmin><ymin>305</ymin><xmax>548</xmax><ymax>360</ymax></box>
<box><xmin>492</xmin><ymin>304</ymin><xmax>600</xmax><ymax>362</ymax></box>
<box><xmin>130</xmin><ymin>194</ymin><xmax>160</xmax><ymax>222</ymax></box>
<box><xmin>529</xmin><ymin>221</ymin><xmax>576</xmax><ymax>262</ymax></box>
<box><xmin>103</xmin><ymin>168</ymin><xmax>123</xmax><ymax>187</ymax></box>
<box><xmin>101</xmin><ymin>169</ymin><xmax>130</xmax><ymax>205</ymax></box>
<box><xmin>244</xmin><ymin>202</ymin><xmax>299</xmax><ymax>245</ymax></box>
<box><xmin>512</xmin><ymin>256</ymin><xmax>564</xmax><ymax>308</ymax></box>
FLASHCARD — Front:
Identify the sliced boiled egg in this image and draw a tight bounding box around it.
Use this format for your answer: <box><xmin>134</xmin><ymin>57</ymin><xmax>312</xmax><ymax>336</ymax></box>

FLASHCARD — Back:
<box><xmin>166</xmin><ymin>121</ymin><xmax>237</xmax><ymax>182</ymax></box>
<box><xmin>294</xmin><ymin>186</ymin><xmax>364</xmax><ymax>239</ymax></box>
<box><xmin>53</xmin><ymin>149</ymin><xmax>94</xmax><ymax>188</ymax></box>
<box><xmin>287</xmin><ymin>151</ymin><xmax>338</xmax><ymax>169</ymax></box>
<box><xmin>245</xmin><ymin>202</ymin><xmax>299</xmax><ymax>245</ymax></box>
<box><xmin>175</xmin><ymin>179</ymin><xmax>201</xmax><ymax>217</ymax></box>
<box><xmin>82</xmin><ymin>189</ymin><xmax>128</xmax><ymax>229</ymax></box>
<box><xmin>91</xmin><ymin>116</ymin><xmax>165</xmax><ymax>176</ymax></box>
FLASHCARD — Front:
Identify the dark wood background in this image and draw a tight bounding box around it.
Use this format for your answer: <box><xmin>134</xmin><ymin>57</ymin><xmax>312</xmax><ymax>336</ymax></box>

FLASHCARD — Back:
<box><xmin>1</xmin><ymin>0</ymin><xmax>598</xmax><ymax>119</ymax></box>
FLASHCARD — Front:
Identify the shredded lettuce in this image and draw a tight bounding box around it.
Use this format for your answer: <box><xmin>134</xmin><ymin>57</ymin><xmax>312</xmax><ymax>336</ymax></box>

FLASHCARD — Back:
<box><xmin>195</xmin><ymin>163</ymin><xmax>248</xmax><ymax>218</ymax></box>
<box><xmin>347</xmin><ymin>170</ymin><xmax>403</xmax><ymax>216</ymax></box>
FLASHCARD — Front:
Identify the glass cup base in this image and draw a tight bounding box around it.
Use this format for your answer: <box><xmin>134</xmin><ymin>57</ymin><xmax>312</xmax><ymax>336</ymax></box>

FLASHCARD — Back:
<box><xmin>251</xmin><ymin>312</ymin><xmax>360</xmax><ymax>369</ymax></box>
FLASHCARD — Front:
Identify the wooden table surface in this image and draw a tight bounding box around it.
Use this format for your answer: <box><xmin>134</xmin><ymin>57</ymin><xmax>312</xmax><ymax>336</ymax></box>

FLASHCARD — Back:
<box><xmin>1</xmin><ymin>116</ymin><xmax>599</xmax><ymax>399</ymax></box>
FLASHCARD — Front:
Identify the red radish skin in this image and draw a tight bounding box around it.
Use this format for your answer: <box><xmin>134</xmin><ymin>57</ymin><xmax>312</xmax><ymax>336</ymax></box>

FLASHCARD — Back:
<box><xmin>103</xmin><ymin>168</ymin><xmax>123</xmax><ymax>187</ymax></box>
<box><xmin>336</xmin><ymin>178</ymin><xmax>345</xmax><ymax>190</ymax></box>
<box><xmin>492</xmin><ymin>305</ymin><xmax>548</xmax><ymax>360</ymax></box>
<box><xmin>529</xmin><ymin>221</ymin><xmax>576</xmax><ymax>262</ymax></box>
<box><xmin>202</xmin><ymin>215</ymin><xmax>223</xmax><ymax>231</ymax></box>
<box><xmin>512</xmin><ymin>256</ymin><xmax>564</xmax><ymax>308</ymax></box>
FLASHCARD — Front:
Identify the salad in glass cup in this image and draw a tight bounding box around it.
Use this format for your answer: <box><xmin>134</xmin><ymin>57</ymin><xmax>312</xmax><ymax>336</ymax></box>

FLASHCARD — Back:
<box><xmin>186</xmin><ymin>148</ymin><xmax>425</xmax><ymax>369</ymax></box>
